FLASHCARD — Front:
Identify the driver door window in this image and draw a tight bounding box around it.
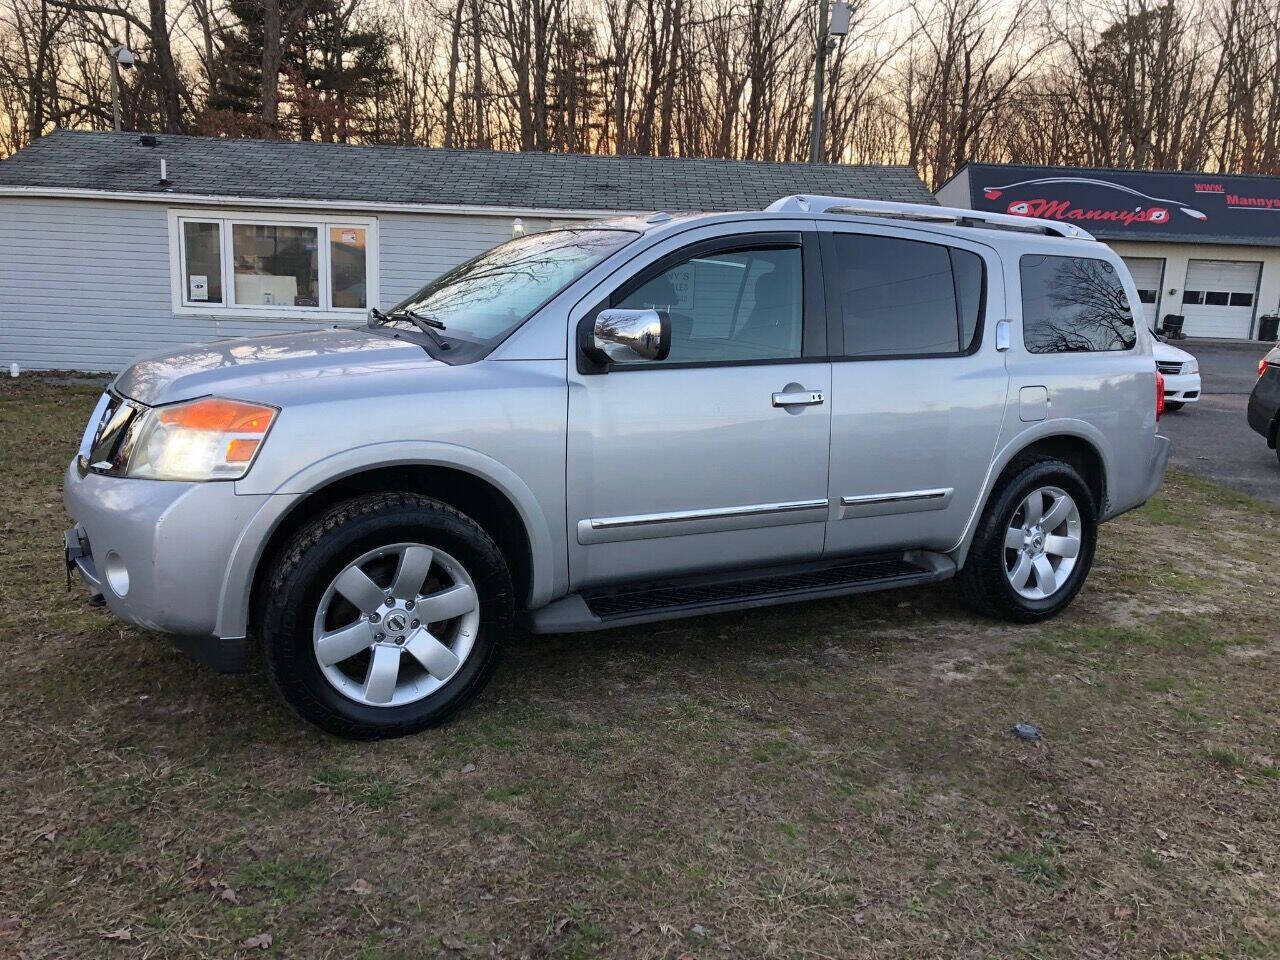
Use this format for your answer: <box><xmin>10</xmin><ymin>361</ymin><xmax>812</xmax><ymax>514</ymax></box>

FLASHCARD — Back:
<box><xmin>615</xmin><ymin>246</ymin><xmax>803</xmax><ymax>362</ymax></box>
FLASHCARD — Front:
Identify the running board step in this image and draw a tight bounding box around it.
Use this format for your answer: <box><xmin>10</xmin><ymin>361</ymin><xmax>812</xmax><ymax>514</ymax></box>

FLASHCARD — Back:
<box><xmin>525</xmin><ymin>551</ymin><xmax>955</xmax><ymax>634</ymax></box>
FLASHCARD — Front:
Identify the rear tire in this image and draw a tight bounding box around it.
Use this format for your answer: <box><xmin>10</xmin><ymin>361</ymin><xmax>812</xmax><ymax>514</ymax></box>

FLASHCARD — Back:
<box><xmin>1164</xmin><ymin>401</ymin><xmax>1185</xmax><ymax>412</ymax></box>
<box><xmin>258</xmin><ymin>493</ymin><xmax>513</xmax><ymax>739</ymax></box>
<box><xmin>957</xmin><ymin>458</ymin><xmax>1097</xmax><ymax>623</ymax></box>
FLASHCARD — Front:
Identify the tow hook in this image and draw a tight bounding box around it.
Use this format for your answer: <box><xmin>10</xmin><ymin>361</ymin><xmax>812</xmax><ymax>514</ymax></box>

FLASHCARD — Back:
<box><xmin>63</xmin><ymin>528</ymin><xmax>103</xmax><ymax>605</ymax></box>
<box><xmin>63</xmin><ymin>532</ymin><xmax>83</xmax><ymax>592</ymax></box>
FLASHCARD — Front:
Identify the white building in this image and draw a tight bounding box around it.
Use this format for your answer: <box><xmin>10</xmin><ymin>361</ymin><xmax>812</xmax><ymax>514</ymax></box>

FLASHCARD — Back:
<box><xmin>937</xmin><ymin>163</ymin><xmax>1280</xmax><ymax>340</ymax></box>
<box><xmin>0</xmin><ymin>130</ymin><xmax>935</xmax><ymax>371</ymax></box>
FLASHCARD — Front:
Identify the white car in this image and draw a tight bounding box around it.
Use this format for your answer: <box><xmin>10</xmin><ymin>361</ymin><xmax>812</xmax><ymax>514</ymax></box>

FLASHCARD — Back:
<box><xmin>1154</xmin><ymin>338</ymin><xmax>1201</xmax><ymax>411</ymax></box>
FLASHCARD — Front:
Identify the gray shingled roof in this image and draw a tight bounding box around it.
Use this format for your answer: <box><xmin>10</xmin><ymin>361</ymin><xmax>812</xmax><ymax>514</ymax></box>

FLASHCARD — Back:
<box><xmin>0</xmin><ymin>129</ymin><xmax>934</xmax><ymax>212</ymax></box>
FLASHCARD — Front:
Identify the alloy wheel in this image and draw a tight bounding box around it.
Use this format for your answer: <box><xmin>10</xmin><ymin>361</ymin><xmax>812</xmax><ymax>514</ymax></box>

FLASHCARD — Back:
<box><xmin>1003</xmin><ymin>485</ymin><xmax>1082</xmax><ymax>601</ymax></box>
<box><xmin>312</xmin><ymin>542</ymin><xmax>480</xmax><ymax>707</ymax></box>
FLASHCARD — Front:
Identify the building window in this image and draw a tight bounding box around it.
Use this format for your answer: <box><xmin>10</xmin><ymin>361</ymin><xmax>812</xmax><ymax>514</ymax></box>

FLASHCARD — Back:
<box><xmin>1229</xmin><ymin>292</ymin><xmax>1254</xmax><ymax>307</ymax></box>
<box><xmin>232</xmin><ymin>223</ymin><xmax>320</xmax><ymax>307</ymax></box>
<box><xmin>330</xmin><ymin>226</ymin><xmax>368</xmax><ymax>309</ymax></box>
<box><xmin>182</xmin><ymin>220</ymin><xmax>223</xmax><ymax>303</ymax></box>
<box><xmin>172</xmin><ymin>211</ymin><xmax>376</xmax><ymax>316</ymax></box>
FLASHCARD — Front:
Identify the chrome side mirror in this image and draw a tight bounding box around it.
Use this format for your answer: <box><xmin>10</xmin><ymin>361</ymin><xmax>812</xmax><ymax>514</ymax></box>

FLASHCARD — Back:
<box><xmin>591</xmin><ymin>308</ymin><xmax>671</xmax><ymax>364</ymax></box>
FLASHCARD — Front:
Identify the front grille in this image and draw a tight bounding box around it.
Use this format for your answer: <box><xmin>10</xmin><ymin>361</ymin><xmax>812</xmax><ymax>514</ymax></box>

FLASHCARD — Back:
<box><xmin>80</xmin><ymin>393</ymin><xmax>145</xmax><ymax>474</ymax></box>
<box><xmin>1156</xmin><ymin>361</ymin><xmax>1183</xmax><ymax>375</ymax></box>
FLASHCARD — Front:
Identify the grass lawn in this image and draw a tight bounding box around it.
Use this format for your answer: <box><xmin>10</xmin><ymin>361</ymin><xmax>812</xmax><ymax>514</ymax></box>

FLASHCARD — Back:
<box><xmin>2</xmin><ymin>377</ymin><xmax>1279</xmax><ymax>959</ymax></box>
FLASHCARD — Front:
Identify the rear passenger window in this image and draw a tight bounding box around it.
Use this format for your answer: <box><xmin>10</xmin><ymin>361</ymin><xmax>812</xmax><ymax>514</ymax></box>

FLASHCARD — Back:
<box><xmin>832</xmin><ymin>234</ymin><xmax>984</xmax><ymax>357</ymax></box>
<box><xmin>1020</xmin><ymin>255</ymin><xmax>1137</xmax><ymax>353</ymax></box>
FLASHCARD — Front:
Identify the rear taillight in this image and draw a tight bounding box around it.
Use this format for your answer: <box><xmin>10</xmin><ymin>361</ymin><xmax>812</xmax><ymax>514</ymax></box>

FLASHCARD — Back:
<box><xmin>1261</xmin><ymin>357</ymin><xmax>1271</xmax><ymax>379</ymax></box>
<box><xmin>1156</xmin><ymin>370</ymin><xmax>1165</xmax><ymax>420</ymax></box>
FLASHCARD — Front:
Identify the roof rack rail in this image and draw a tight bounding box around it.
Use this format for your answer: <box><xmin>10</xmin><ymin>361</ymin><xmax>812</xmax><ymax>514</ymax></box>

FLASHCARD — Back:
<box><xmin>765</xmin><ymin>195</ymin><xmax>1095</xmax><ymax>241</ymax></box>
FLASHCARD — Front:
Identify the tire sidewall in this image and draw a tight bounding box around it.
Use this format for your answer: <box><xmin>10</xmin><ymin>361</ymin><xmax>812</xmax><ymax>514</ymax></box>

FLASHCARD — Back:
<box><xmin>980</xmin><ymin>460</ymin><xmax>1097</xmax><ymax>619</ymax></box>
<box><xmin>264</xmin><ymin>498</ymin><xmax>512</xmax><ymax>737</ymax></box>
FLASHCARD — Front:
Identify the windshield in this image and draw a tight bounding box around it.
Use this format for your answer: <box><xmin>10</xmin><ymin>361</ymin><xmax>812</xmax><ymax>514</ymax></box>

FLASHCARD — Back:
<box><xmin>375</xmin><ymin>228</ymin><xmax>638</xmax><ymax>350</ymax></box>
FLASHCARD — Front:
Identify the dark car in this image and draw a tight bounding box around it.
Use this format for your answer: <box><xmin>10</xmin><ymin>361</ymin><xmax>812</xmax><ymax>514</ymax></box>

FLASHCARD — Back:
<box><xmin>1248</xmin><ymin>343</ymin><xmax>1280</xmax><ymax>466</ymax></box>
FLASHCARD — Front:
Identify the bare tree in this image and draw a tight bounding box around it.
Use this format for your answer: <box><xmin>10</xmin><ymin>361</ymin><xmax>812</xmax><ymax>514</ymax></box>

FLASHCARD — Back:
<box><xmin>0</xmin><ymin>0</ymin><xmax>72</xmax><ymax>148</ymax></box>
<box><xmin>1048</xmin><ymin>0</ymin><xmax>1222</xmax><ymax>170</ymax></box>
<box><xmin>898</xmin><ymin>0</ymin><xmax>1047</xmax><ymax>188</ymax></box>
<box><xmin>3</xmin><ymin>0</ymin><xmax>1278</xmax><ymax>179</ymax></box>
<box><xmin>43</xmin><ymin>0</ymin><xmax>185</xmax><ymax>131</ymax></box>
<box><xmin>1211</xmin><ymin>0</ymin><xmax>1280</xmax><ymax>172</ymax></box>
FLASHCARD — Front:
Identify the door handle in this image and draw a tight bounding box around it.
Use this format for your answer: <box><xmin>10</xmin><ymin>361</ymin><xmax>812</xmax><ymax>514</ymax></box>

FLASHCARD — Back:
<box><xmin>772</xmin><ymin>388</ymin><xmax>825</xmax><ymax>407</ymax></box>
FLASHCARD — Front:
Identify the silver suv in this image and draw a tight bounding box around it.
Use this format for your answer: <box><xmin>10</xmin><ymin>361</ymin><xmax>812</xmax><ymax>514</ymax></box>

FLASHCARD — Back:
<box><xmin>64</xmin><ymin>196</ymin><xmax>1171</xmax><ymax>739</ymax></box>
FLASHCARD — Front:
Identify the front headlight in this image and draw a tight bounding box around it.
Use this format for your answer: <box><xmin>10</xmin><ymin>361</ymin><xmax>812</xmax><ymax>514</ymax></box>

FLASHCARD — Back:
<box><xmin>125</xmin><ymin>397</ymin><xmax>278</xmax><ymax>481</ymax></box>
<box><xmin>1183</xmin><ymin>359</ymin><xmax>1199</xmax><ymax>375</ymax></box>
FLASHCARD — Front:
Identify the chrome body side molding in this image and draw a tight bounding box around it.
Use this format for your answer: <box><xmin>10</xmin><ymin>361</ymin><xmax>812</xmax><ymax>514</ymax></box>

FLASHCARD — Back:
<box><xmin>838</xmin><ymin>487</ymin><xmax>954</xmax><ymax>520</ymax></box>
<box><xmin>578</xmin><ymin>499</ymin><xmax>829</xmax><ymax>545</ymax></box>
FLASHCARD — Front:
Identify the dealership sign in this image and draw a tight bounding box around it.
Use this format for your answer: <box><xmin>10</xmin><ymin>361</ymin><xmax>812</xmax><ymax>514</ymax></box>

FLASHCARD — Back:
<box><xmin>963</xmin><ymin>164</ymin><xmax>1280</xmax><ymax>239</ymax></box>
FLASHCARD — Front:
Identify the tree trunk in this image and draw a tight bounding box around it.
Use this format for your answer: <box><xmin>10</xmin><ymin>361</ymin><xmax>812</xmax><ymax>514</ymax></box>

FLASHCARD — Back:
<box><xmin>261</xmin><ymin>0</ymin><xmax>283</xmax><ymax>137</ymax></box>
<box><xmin>443</xmin><ymin>0</ymin><xmax>465</xmax><ymax>147</ymax></box>
<box><xmin>470</xmin><ymin>0</ymin><xmax>486</xmax><ymax>147</ymax></box>
<box><xmin>27</xmin><ymin>0</ymin><xmax>51</xmax><ymax>142</ymax></box>
<box><xmin>147</xmin><ymin>0</ymin><xmax>183</xmax><ymax>132</ymax></box>
<box><xmin>657</xmin><ymin>0</ymin><xmax>681</xmax><ymax>155</ymax></box>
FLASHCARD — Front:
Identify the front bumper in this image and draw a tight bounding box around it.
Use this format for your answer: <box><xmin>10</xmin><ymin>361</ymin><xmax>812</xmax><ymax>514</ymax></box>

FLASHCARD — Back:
<box><xmin>63</xmin><ymin>459</ymin><xmax>274</xmax><ymax>671</ymax></box>
<box><xmin>1162</xmin><ymin>372</ymin><xmax>1201</xmax><ymax>403</ymax></box>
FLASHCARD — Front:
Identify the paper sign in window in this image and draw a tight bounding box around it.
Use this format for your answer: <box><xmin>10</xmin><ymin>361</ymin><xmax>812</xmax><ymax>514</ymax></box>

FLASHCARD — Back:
<box><xmin>330</xmin><ymin>227</ymin><xmax>368</xmax><ymax>309</ymax></box>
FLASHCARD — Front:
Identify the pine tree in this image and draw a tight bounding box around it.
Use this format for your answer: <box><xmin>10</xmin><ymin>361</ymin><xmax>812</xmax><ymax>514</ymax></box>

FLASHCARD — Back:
<box><xmin>206</xmin><ymin>0</ymin><xmax>395</xmax><ymax>142</ymax></box>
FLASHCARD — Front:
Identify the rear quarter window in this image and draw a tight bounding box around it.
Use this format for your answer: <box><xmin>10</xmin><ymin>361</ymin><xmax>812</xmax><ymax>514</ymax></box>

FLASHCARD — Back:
<box><xmin>1020</xmin><ymin>254</ymin><xmax>1137</xmax><ymax>354</ymax></box>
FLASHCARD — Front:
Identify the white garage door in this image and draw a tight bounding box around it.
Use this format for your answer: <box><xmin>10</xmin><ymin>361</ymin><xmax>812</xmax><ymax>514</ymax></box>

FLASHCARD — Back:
<box><xmin>1122</xmin><ymin>257</ymin><xmax>1165</xmax><ymax>329</ymax></box>
<box><xmin>1181</xmin><ymin>259</ymin><xmax>1260</xmax><ymax>339</ymax></box>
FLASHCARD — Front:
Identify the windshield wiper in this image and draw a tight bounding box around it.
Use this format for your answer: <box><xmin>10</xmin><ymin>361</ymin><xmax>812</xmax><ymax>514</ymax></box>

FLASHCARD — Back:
<box><xmin>370</xmin><ymin>307</ymin><xmax>451</xmax><ymax>351</ymax></box>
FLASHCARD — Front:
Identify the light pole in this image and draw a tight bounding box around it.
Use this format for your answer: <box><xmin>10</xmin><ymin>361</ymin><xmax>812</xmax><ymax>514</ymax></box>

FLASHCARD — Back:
<box><xmin>108</xmin><ymin>45</ymin><xmax>135</xmax><ymax>132</ymax></box>
<box><xmin>809</xmin><ymin>1</ymin><xmax>851</xmax><ymax>163</ymax></box>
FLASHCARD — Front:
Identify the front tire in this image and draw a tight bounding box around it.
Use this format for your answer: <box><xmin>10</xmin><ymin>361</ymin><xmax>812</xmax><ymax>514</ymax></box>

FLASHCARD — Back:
<box><xmin>1164</xmin><ymin>400</ymin><xmax>1185</xmax><ymax>412</ymax></box>
<box><xmin>957</xmin><ymin>458</ymin><xmax>1097</xmax><ymax>623</ymax></box>
<box><xmin>259</xmin><ymin>493</ymin><xmax>513</xmax><ymax>739</ymax></box>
